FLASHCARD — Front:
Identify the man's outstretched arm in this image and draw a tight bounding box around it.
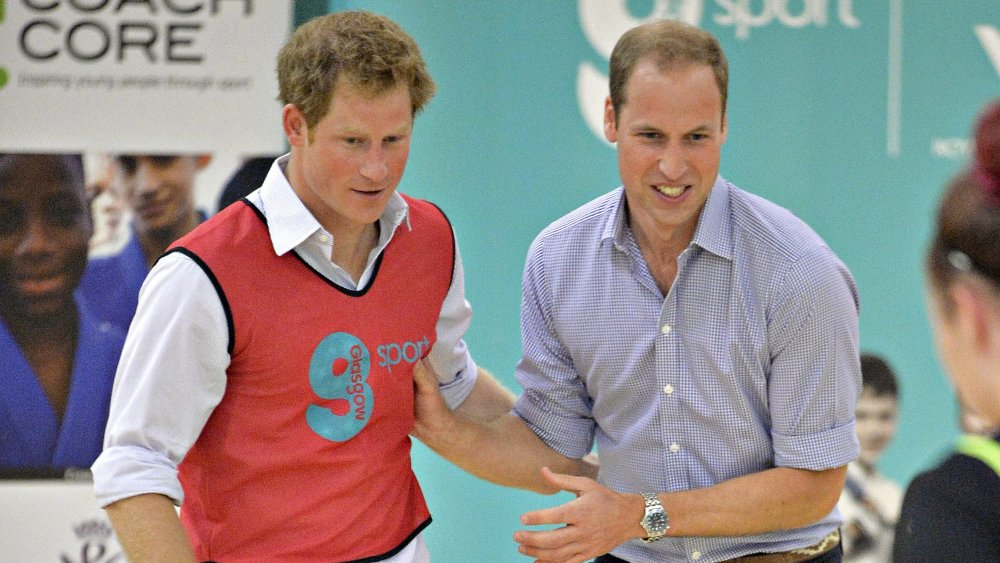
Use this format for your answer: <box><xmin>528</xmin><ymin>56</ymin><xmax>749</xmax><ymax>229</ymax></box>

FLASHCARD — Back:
<box><xmin>513</xmin><ymin>464</ymin><xmax>847</xmax><ymax>563</ymax></box>
<box><xmin>412</xmin><ymin>360</ymin><xmax>597</xmax><ymax>494</ymax></box>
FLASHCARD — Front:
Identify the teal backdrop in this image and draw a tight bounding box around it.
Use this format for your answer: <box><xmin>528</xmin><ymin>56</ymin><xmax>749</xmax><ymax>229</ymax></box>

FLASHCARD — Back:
<box><xmin>310</xmin><ymin>2</ymin><xmax>1000</xmax><ymax>561</ymax></box>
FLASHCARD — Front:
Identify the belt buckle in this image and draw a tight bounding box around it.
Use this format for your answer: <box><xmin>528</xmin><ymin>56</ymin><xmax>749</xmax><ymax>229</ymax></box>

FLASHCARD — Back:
<box><xmin>722</xmin><ymin>529</ymin><xmax>841</xmax><ymax>563</ymax></box>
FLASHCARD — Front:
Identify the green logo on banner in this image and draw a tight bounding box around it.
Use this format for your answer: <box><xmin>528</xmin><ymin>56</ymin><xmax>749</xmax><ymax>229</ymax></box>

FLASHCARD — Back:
<box><xmin>0</xmin><ymin>0</ymin><xmax>6</xmax><ymax>90</ymax></box>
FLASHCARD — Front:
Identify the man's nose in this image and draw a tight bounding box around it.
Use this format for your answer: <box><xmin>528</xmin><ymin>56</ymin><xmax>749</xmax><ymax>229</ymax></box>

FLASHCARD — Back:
<box><xmin>657</xmin><ymin>143</ymin><xmax>686</xmax><ymax>179</ymax></box>
<box><xmin>359</xmin><ymin>148</ymin><xmax>389</xmax><ymax>182</ymax></box>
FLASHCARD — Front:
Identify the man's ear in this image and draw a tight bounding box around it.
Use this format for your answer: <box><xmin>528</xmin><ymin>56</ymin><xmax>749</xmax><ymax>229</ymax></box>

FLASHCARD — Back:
<box><xmin>950</xmin><ymin>282</ymin><xmax>993</xmax><ymax>352</ymax></box>
<box><xmin>283</xmin><ymin>104</ymin><xmax>309</xmax><ymax>147</ymax></box>
<box><xmin>603</xmin><ymin>97</ymin><xmax>617</xmax><ymax>144</ymax></box>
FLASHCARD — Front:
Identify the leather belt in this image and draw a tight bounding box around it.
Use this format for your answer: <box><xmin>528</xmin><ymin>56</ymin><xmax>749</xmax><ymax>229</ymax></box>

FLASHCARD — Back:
<box><xmin>721</xmin><ymin>529</ymin><xmax>841</xmax><ymax>563</ymax></box>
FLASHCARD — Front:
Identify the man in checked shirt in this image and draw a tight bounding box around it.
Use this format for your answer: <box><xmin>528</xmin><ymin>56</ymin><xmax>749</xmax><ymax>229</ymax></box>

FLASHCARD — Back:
<box><xmin>413</xmin><ymin>19</ymin><xmax>860</xmax><ymax>563</ymax></box>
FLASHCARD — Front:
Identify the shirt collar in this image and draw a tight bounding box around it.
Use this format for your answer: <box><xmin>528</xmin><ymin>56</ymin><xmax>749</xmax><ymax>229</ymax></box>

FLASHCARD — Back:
<box><xmin>691</xmin><ymin>176</ymin><xmax>733</xmax><ymax>260</ymax></box>
<box><xmin>258</xmin><ymin>154</ymin><xmax>411</xmax><ymax>256</ymax></box>
<box><xmin>602</xmin><ymin>187</ymin><xmax>628</xmax><ymax>249</ymax></box>
<box><xmin>602</xmin><ymin>176</ymin><xmax>733</xmax><ymax>261</ymax></box>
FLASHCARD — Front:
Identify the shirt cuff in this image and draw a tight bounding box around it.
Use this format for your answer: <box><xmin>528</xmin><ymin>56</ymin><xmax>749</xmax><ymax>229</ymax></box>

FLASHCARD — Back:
<box><xmin>91</xmin><ymin>445</ymin><xmax>184</xmax><ymax>508</ymax></box>
<box><xmin>512</xmin><ymin>392</ymin><xmax>595</xmax><ymax>459</ymax></box>
<box><xmin>438</xmin><ymin>354</ymin><xmax>478</xmax><ymax>409</ymax></box>
<box><xmin>773</xmin><ymin>421</ymin><xmax>860</xmax><ymax>470</ymax></box>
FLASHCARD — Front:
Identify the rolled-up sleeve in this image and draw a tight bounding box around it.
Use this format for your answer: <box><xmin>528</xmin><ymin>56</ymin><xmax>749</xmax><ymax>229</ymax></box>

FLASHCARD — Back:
<box><xmin>512</xmin><ymin>238</ymin><xmax>595</xmax><ymax>459</ymax></box>
<box><xmin>92</xmin><ymin>253</ymin><xmax>229</xmax><ymax>507</ymax></box>
<box><xmin>768</xmin><ymin>245</ymin><xmax>862</xmax><ymax>470</ymax></box>
<box><xmin>427</xmin><ymin>239</ymin><xmax>478</xmax><ymax>409</ymax></box>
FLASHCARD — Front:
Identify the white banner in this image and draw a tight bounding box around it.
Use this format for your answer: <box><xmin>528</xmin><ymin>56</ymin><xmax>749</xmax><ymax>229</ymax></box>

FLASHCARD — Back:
<box><xmin>0</xmin><ymin>0</ymin><xmax>292</xmax><ymax>153</ymax></box>
<box><xmin>0</xmin><ymin>477</ymin><xmax>124</xmax><ymax>562</ymax></box>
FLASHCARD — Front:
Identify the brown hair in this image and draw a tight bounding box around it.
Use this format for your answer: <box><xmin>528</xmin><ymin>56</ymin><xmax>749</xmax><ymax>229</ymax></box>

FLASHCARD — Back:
<box><xmin>608</xmin><ymin>20</ymin><xmax>728</xmax><ymax>120</ymax></box>
<box><xmin>276</xmin><ymin>11</ymin><xmax>436</xmax><ymax>129</ymax></box>
<box><xmin>860</xmin><ymin>352</ymin><xmax>899</xmax><ymax>398</ymax></box>
<box><xmin>927</xmin><ymin>100</ymin><xmax>1000</xmax><ymax>307</ymax></box>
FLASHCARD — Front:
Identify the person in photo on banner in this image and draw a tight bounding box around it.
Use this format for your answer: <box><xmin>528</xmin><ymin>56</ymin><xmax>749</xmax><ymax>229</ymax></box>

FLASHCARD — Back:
<box><xmin>892</xmin><ymin>99</ymin><xmax>1000</xmax><ymax>562</ymax></box>
<box><xmin>412</xmin><ymin>19</ymin><xmax>860</xmax><ymax>563</ymax></box>
<box><xmin>79</xmin><ymin>153</ymin><xmax>210</xmax><ymax>333</ymax></box>
<box><xmin>89</xmin><ymin>11</ymin><xmax>547</xmax><ymax>563</ymax></box>
<box><xmin>85</xmin><ymin>152</ymin><xmax>130</xmax><ymax>258</ymax></box>
<box><xmin>837</xmin><ymin>352</ymin><xmax>903</xmax><ymax>562</ymax></box>
<box><xmin>0</xmin><ymin>153</ymin><xmax>124</xmax><ymax>470</ymax></box>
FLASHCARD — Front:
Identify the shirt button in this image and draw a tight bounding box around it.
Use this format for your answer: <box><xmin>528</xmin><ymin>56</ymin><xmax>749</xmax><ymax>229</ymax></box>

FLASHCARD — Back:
<box><xmin>663</xmin><ymin>384</ymin><xmax>674</xmax><ymax>395</ymax></box>
<box><xmin>670</xmin><ymin>443</ymin><xmax>680</xmax><ymax>453</ymax></box>
<box><xmin>661</xmin><ymin>324</ymin><xmax>672</xmax><ymax>334</ymax></box>
<box><xmin>692</xmin><ymin>551</ymin><xmax>702</xmax><ymax>560</ymax></box>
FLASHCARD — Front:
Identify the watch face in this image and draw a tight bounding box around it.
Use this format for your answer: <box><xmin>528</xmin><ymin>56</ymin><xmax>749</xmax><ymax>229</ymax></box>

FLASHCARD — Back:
<box><xmin>645</xmin><ymin>512</ymin><xmax>667</xmax><ymax>532</ymax></box>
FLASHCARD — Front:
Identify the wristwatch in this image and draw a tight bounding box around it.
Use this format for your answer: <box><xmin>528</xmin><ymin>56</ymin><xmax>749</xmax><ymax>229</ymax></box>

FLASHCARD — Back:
<box><xmin>639</xmin><ymin>492</ymin><xmax>669</xmax><ymax>543</ymax></box>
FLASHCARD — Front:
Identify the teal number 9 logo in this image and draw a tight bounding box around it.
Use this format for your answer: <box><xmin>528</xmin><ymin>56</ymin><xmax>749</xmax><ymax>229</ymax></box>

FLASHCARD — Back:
<box><xmin>306</xmin><ymin>332</ymin><xmax>373</xmax><ymax>441</ymax></box>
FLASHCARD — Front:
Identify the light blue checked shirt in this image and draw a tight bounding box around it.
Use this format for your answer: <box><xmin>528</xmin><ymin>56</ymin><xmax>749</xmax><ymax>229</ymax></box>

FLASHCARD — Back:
<box><xmin>513</xmin><ymin>177</ymin><xmax>861</xmax><ymax>563</ymax></box>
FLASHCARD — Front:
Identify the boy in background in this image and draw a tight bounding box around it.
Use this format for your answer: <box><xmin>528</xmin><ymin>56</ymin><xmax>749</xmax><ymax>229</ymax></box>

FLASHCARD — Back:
<box><xmin>839</xmin><ymin>352</ymin><xmax>903</xmax><ymax>562</ymax></box>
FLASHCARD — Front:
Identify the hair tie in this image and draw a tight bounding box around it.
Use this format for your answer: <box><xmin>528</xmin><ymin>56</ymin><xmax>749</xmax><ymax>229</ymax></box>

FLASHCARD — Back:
<box><xmin>971</xmin><ymin>160</ymin><xmax>1000</xmax><ymax>206</ymax></box>
<box><xmin>973</xmin><ymin>99</ymin><xmax>1000</xmax><ymax>206</ymax></box>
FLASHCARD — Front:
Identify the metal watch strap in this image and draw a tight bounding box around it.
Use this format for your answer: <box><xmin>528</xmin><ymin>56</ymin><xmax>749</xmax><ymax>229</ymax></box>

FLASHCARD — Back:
<box><xmin>640</xmin><ymin>492</ymin><xmax>668</xmax><ymax>543</ymax></box>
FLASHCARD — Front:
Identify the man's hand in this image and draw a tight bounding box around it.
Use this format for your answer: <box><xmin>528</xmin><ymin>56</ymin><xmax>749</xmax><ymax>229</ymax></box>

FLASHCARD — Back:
<box><xmin>514</xmin><ymin>467</ymin><xmax>644</xmax><ymax>563</ymax></box>
<box><xmin>411</xmin><ymin>359</ymin><xmax>455</xmax><ymax>444</ymax></box>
